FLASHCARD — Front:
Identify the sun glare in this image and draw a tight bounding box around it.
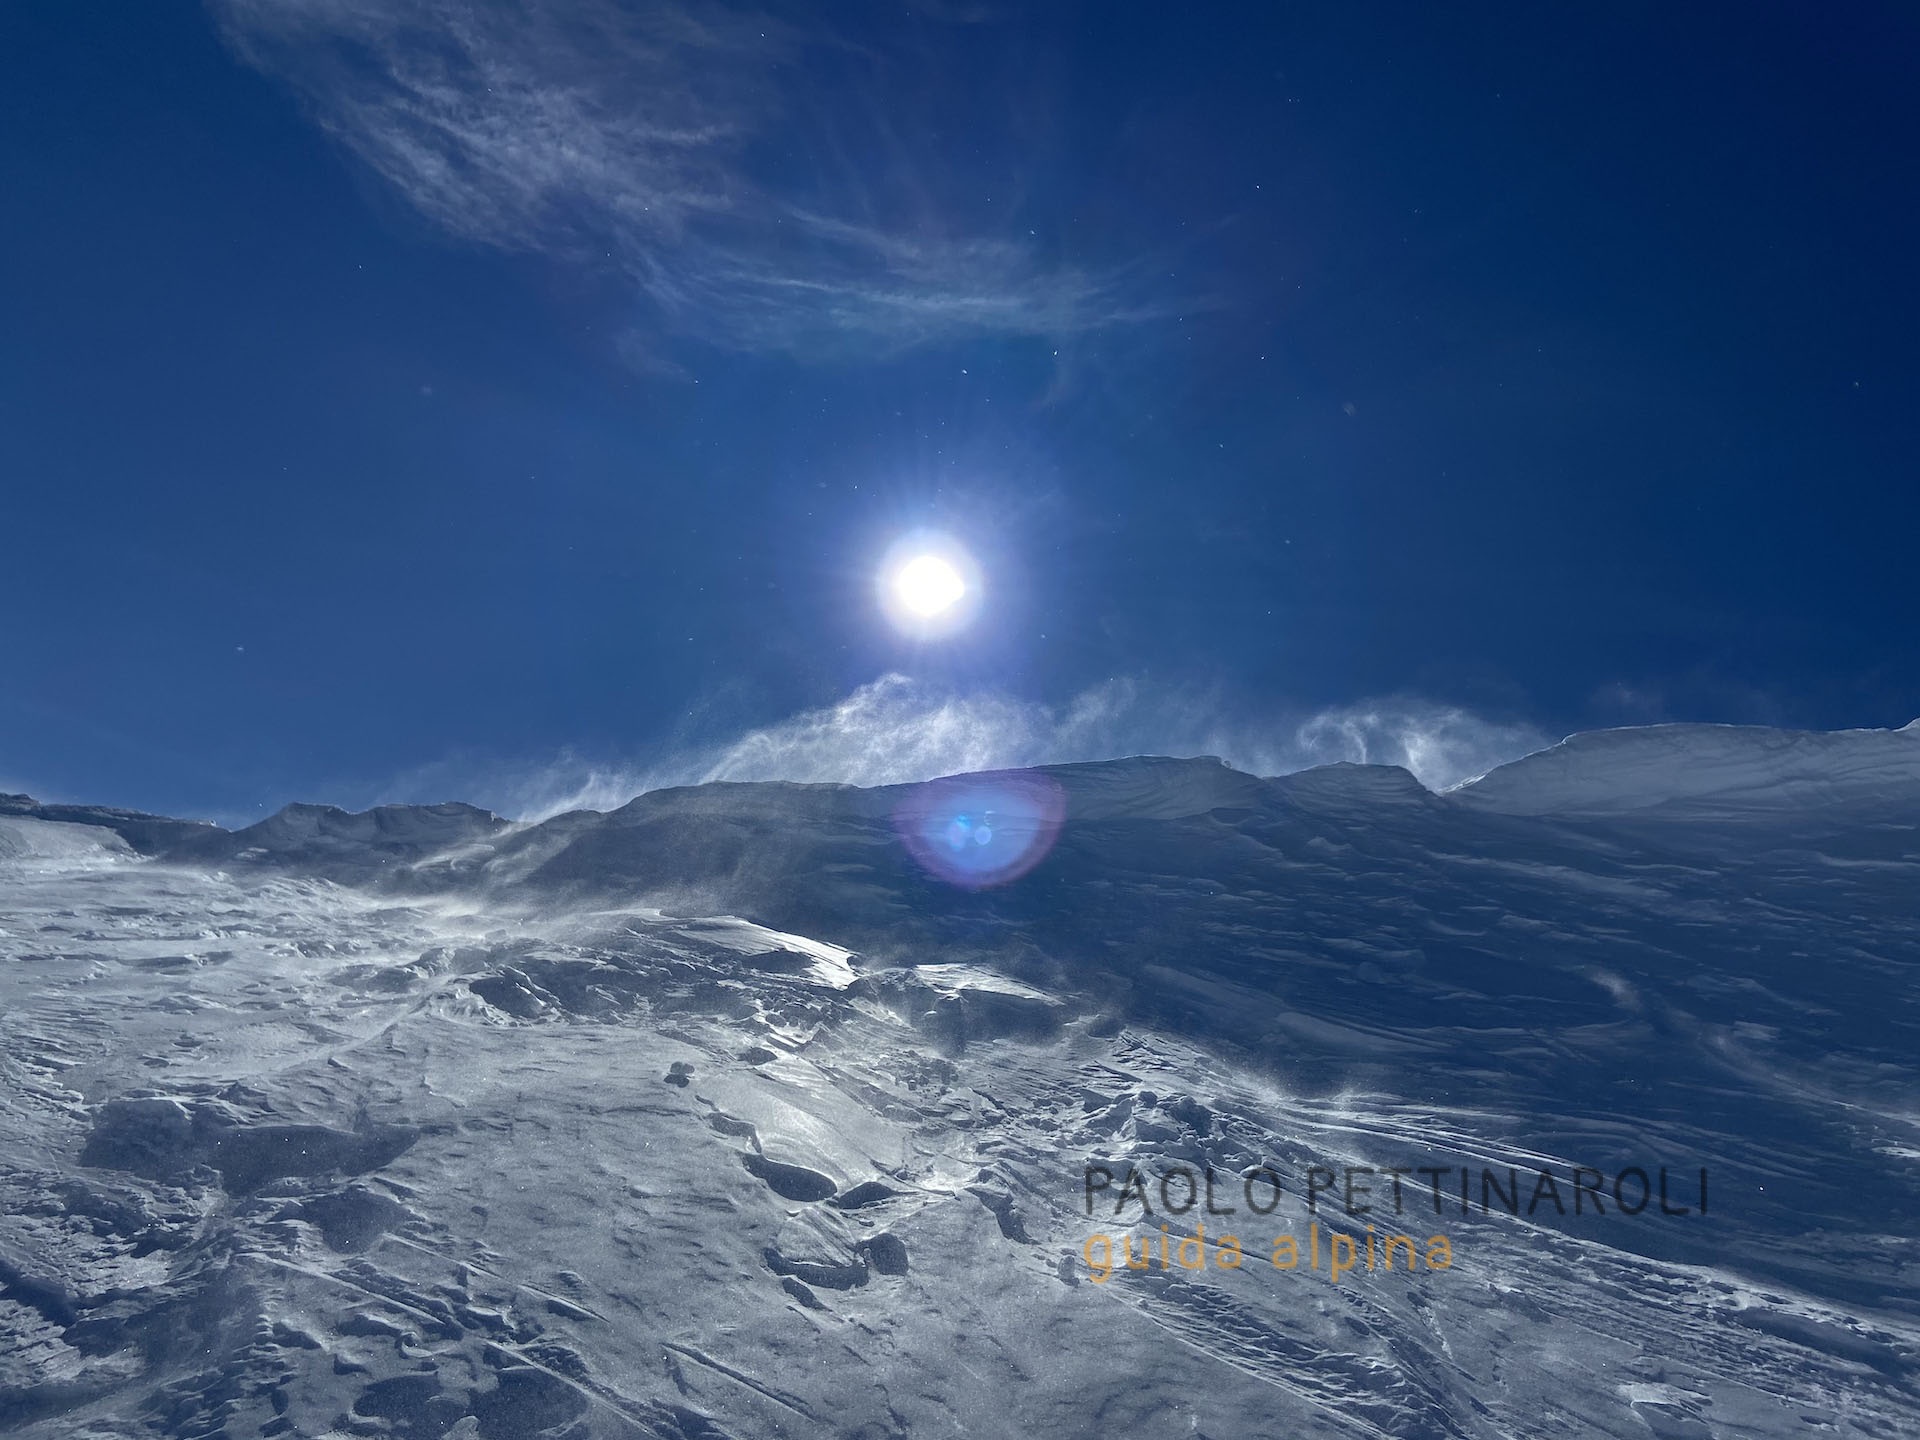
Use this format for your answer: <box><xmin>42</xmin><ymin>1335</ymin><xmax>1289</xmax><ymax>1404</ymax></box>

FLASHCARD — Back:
<box><xmin>878</xmin><ymin>534</ymin><xmax>981</xmax><ymax>638</ymax></box>
<box><xmin>894</xmin><ymin>554</ymin><xmax>966</xmax><ymax>617</ymax></box>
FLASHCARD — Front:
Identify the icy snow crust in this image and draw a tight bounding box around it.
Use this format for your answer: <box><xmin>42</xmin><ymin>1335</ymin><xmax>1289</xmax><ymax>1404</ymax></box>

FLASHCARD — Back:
<box><xmin>2</xmin><ymin>723</ymin><xmax>1918</xmax><ymax>1437</ymax></box>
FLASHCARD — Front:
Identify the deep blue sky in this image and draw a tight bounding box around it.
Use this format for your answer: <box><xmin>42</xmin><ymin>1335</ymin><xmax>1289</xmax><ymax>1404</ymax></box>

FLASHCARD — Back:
<box><xmin>4</xmin><ymin>1</ymin><xmax>1917</xmax><ymax>820</ymax></box>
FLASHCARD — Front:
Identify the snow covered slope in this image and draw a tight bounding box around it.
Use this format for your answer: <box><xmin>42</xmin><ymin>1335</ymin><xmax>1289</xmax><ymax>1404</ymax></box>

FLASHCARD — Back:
<box><xmin>1452</xmin><ymin>720</ymin><xmax>1920</xmax><ymax>817</ymax></box>
<box><xmin>169</xmin><ymin>801</ymin><xmax>514</xmax><ymax>881</ymax></box>
<box><xmin>2</xmin><ymin>724</ymin><xmax>1918</xmax><ymax>1438</ymax></box>
<box><xmin>0</xmin><ymin>793</ymin><xmax>219</xmax><ymax>854</ymax></box>
<box><xmin>0</xmin><ymin>815</ymin><xmax>130</xmax><ymax>866</ymax></box>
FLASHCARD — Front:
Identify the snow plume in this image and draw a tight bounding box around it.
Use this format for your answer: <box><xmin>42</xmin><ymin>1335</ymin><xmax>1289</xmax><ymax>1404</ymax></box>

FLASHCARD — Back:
<box><xmin>701</xmin><ymin>677</ymin><xmax>1547</xmax><ymax>794</ymax></box>
<box><xmin>207</xmin><ymin>0</ymin><xmax>1166</xmax><ymax>357</ymax></box>
<box><xmin>698</xmin><ymin>675</ymin><xmax>1142</xmax><ymax>788</ymax></box>
<box><xmin>422</xmin><ymin>676</ymin><xmax>1549</xmax><ymax>820</ymax></box>
<box><xmin>1281</xmin><ymin>704</ymin><xmax>1553</xmax><ymax>793</ymax></box>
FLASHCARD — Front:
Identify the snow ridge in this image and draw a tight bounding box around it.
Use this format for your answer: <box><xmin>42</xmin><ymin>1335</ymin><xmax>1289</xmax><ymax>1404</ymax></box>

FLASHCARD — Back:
<box><xmin>1452</xmin><ymin>720</ymin><xmax>1920</xmax><ymax>816</ymax></box>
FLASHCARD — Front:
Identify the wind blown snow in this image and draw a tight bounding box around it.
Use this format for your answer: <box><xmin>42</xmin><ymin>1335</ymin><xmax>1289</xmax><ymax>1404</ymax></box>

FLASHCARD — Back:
<box><xmin>372</xmin><ymin>675</ymin><xmax>1549</xmax><ymax>822</ymax></box>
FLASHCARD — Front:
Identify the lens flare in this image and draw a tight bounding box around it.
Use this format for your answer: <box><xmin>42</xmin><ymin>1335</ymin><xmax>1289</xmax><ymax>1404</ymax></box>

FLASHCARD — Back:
<box><xmin>893</xmin><ymin>771</ymin><xmax>1067</xmax><ymax>889</ymax></box>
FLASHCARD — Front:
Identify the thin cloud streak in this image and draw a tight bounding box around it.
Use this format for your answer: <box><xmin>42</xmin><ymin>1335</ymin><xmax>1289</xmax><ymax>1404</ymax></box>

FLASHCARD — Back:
<box><xmin>208</xmin><ymin>0</ymin><xmax>1166</xmax><ymax>354</ymax></box>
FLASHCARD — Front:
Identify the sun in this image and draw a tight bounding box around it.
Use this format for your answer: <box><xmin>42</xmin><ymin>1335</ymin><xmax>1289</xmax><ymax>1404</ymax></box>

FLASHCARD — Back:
<box><xmin>877</xmin><ymin>533</ymin><xmax>981</xmax><ymax>638</ymax></box>
<box><xmin>893</xmin><ymin>553</ymin><xmax>967</xmax><ymax>618</ymax></box>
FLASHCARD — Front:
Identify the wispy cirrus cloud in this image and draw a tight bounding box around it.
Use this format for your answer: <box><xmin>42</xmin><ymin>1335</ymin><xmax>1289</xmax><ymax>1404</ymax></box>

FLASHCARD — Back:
<box><xmin>362</xmin><ymin>674</ymin><xmax>1551</xmax><ymax>820</ymax></box>
<box><xmin>208</xmin><ymin>0</ymin><xmax>1163</xmax><ymax>355</ymax></box>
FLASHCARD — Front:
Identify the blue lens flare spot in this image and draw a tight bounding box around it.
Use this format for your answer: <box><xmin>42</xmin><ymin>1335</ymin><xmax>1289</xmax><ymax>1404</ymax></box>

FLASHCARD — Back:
<box><xmin>893</xmin><ymin>773</ymin><xmax>1067</xmax><ymax>890</ymax></box>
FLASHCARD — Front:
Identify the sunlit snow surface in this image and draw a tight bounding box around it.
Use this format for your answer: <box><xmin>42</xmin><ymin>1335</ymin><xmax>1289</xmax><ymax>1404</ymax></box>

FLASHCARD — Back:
<box><xmin>2</xmin><ymin>725</ymin><xmax>1919</xmax><ymax>1437</ymax></box>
